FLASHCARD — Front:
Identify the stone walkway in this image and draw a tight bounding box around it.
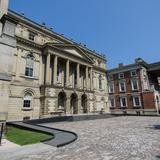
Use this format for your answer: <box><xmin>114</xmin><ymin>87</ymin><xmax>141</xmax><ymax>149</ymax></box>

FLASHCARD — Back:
<box><xmin>1</xmin><ymin>116</ymin><xmax>160</xmax><ymax>160</ymax></box>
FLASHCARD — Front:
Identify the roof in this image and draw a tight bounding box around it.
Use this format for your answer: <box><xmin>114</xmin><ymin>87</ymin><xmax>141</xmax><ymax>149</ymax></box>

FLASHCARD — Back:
<box><xmin>7</xmin><ymin>9</ymin><xmax>106</xmax><ymax>61</ymax></box>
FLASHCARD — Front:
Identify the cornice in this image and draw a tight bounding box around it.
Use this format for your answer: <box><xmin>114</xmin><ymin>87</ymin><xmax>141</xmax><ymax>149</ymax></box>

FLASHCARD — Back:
<box><xmin>8</xmin><ymin>10</ymin><xmax>107</xmax><ymax>61</ymax></box>
<box><xmin>16</xmin><ymin>36</ymin><xmax>42</xmax><ymax>49</ymax></box>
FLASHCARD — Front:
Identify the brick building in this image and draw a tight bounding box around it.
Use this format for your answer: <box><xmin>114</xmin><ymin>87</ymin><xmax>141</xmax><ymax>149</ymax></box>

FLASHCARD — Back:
<box><xmin>107</xmin><ymin>58</ymin><xmax>160</xmax><ymax>115</ymax></box>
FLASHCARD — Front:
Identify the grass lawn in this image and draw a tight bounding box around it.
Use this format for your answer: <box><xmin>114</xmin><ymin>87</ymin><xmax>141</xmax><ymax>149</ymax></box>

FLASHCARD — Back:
<box><xmin>5</xmin><ymin>126</ymin><xmax>53</xmax><ymax>146</ymax></box>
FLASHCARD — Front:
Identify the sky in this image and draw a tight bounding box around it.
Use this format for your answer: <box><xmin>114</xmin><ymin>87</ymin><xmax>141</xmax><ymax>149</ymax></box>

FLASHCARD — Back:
<box><xmin>9</xmin><ymin>0</ymin><xmax>160</xmax><ymax>69</ymax></box>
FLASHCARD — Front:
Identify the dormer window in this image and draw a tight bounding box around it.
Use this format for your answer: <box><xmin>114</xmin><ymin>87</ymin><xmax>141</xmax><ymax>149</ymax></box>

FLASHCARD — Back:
<box><xmin>29</xmin><ymin>31</ymin><xmax>36</xmax><ymax>41</ymax></box>
<box><xmin>118</xmin><ymin>73</ymin><xmax>124</xmax><ymax>79</ymax></box>
<box><xmin>131</xmin><ymin>70</ymin><xmax>137</xmax><ymax>77</ymax></box>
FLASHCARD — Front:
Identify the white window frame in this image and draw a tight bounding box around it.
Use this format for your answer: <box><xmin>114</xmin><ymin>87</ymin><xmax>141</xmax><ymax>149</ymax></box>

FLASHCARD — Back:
<box><xmin>131</xmin><ymin>79</ymin><xmax>139</xmax><ymax>91</ymax></box>
<box><xmin>23</xmin><ymin>92</ymin><xmax>33</xmax><ymax>109</ymax></box>
<box><xmin>25</xmin><ymin>54</ymin><xmax>34</xmax><ymax>78</ymax></box>
<box><xmin>119</xmin><ymin>81</ymin><xmax>126</xmax><ymax>92</ymax></box>
<box><xmin>118</xmin><ymin>73</ymin><xmax>124</xmax><ymax>79</ymax></box>
<box><xmin>120</xmin><ymin>97</ymin><xmax>127</xmax><ymax>108</ymax></box>
<box><xmin>109</xmin><ymin>97</ymin><xmax>115</xmax><ymax>108</ymax></box>
<box><xmin>108</xmin><ymin>83</ymin><xmax>114</xmax><ymax>93</ymax></box>
<box><xmin>132</xmin><ymin>96</ymin><xmax>141</xmax><ymax>107</ymax></box>
<box><xmin>130</xmin><ymin>70</ymin><xmax>137</xmax><ymax>77</ymax></box>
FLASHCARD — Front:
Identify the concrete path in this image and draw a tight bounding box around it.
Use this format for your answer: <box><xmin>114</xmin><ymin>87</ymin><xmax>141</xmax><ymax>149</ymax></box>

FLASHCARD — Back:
<box><xmin>0</xmin><ymin>142</ymin><xmax>55</xmax><ymax>160</ymax></box>
<box><xmin>0</xmin><ymin>139</ymin><xmax>19</xmax><ymax>150</ymax></box>
<box><xmin>7</xmin><ymin>121</ymin><xmax>77</xmax><ymax>147</ymax></box>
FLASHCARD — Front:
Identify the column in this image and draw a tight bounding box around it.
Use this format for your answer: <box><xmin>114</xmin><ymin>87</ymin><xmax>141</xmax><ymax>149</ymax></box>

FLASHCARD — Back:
<box><xmin>65</xmin><ymin>97</ymin><xmax>71</xmax><ymax>114</ymax></box>
<box><xmin>86</xmin><ymin>66</ymin><xmax>89</xmax><ymax>89</ymax></box>
<box><xmin>66</xmin><ymin>60</ymin><xmax>70</xmax><ymax>86</ymax></box>
<box><xmin>53</xmin><ymin>55</ymin><xmax>58</xmax><ymax>84</ymax></box>
<box><xmin>46</xmin><ymin>53</ymin><xmax>51</xmax><ymax>84</ymax></box>
<box><xmin>77</xmin><ymin>63</ymin><xmax>80</xmax><ymax>88</ymax></box>
<box><xmin>90</xmin><ymin>67</ymin><xmax>93</xmax><ymax>90</ymax></box>
<box><xmin>78</xmin><ymin>98</ymin><xmax>81</xmax><ymax>114</ymax></box>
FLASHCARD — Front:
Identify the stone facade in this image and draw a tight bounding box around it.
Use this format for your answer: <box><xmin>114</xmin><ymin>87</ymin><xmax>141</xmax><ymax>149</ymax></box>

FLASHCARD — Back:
<box><xmin>0</xmin><ymin>1</ymin><xmax>109</xmax><ymax>121</ymax></box>
<box><xmin>108</xmin><ymin>58</ymin><xmax>160</xmax><ymax>115</ymax></box>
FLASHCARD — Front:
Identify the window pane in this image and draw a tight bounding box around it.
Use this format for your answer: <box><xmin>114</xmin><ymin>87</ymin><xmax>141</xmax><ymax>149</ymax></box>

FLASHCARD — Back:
<box><xmin>110</xmin><ymin>98</ymin><xmax>114</xmax><ymax>107</ymax></box>
<box><xmin>23</xmin><ymin>93</ymin><xmax>32</xmax><ymax>108</ymax></box>
<box><xmin>121</xmin><ymin>97</ymin><xmax>127</xmax><ymax>107</ymax></box>
<box><xmin>135</xmin><ymin>97</ymin><xmax>140</xmax><ymax>106</ymax></box>
<box><xmin>120</xmin><ymin>82</ymin><xmax>125</xmax><ymax>91</ymax></box>
<box><xmin>25</xmin><ymin>55</ymin><xmax>34</xmax><ymax>77</ymax></box>
<box><xmin>132</xmin><ymin>80</ymin><xmax>138</xmax><ymax>90</ymax></box>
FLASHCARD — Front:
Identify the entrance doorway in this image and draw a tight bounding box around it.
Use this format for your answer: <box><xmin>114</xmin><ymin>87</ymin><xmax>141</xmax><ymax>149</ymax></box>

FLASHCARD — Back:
<box><xmin>58</xmin><ymin>92</ymin><xmax>66</xmax><ymax>113</ymax></box>
<box><xmin>81</xmin><ymin>94</ymin><xmax>88</xmax><ymax>113</ymax></box>
<box><xmin>70</xmin><ymin>93</ymin><xmax>78</xmax><ymax>114</ymax></box>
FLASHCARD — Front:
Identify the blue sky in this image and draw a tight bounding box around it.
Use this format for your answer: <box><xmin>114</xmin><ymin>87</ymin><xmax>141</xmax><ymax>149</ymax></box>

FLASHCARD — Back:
<box><xmin>9</xmin><ymin>0</ymin><xmax>160</xmax><ymax>69</ymax></box>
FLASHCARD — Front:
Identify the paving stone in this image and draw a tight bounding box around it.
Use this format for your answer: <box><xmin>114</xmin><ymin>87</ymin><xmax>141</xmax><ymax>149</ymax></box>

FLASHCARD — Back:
<box><xmin>3</xmin><ymin>116</ymin><xmax>160</xmax><ymax>160</ymax></box>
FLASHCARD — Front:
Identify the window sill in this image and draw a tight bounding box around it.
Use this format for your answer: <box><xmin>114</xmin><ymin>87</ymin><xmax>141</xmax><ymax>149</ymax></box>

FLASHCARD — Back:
<box><xmin>120</xmin><ymin>106</ymin><xmax>127</xmax><ymax>109</ymax></box>
<box><xmin>119</xmin><ymin>91</ymin><xmax>126</xmax><ymax>93</ymax></box>
<box><xmin>133</xmin><ymin>106</ymin><xmax>141</xmax><ymax>108</ymax></box>
<box><xmin>22</xmin><ymin>108</ymin><xmax>33</xmax><ymax>111</ymax></box>
<box><xmin>20</xmin><ymin>75</ymin><xmax>39</xmax><ymax>80</ymax></box>
<box><xmin>132</xmin><ymin>89</ymin><xmax>139</xmax><ymax>92</ymax></box>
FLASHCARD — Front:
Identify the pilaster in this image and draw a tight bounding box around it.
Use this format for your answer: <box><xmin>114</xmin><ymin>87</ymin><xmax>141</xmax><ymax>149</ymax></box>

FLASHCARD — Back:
<box><xmin>77</xmin><ymin>63</ymin><xmax>80</xmax><ymax>88</ymax></box>
<box><xmin>86</xmin><ymin>66</ymin><xmax>89</xmax><ymax>89</ymax></box>
<box><xmin>45</xmin><ymin>53</ymin><xmax>51</xmax><ymax>84</ymax></box>
<box><xmin>66</xmin><ymin>60</ymin><xmax>70</xmax><ymax>86</ymax></box>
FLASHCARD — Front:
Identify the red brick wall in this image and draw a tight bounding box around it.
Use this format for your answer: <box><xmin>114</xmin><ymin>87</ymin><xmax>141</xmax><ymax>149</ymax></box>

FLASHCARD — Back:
<box><xmin>142</xmin><ymin>92</ymin><xmax>156</xmax><ymax>109</ymax></box>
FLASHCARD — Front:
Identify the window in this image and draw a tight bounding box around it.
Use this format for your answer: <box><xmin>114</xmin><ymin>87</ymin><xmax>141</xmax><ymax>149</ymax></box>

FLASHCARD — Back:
<box><xmin>131</xmin><ymin>79</ymin><xmax>139</xmax><ymax>90</ymax></box>
<box><xmin>130</xmin><ymin>70</ymin><xmax>137</xmax><ymax>77</ymax></box>
<box><xmin>133</xmin><ymin>96</ymin><xmax>141</xmax><ymax>107</ymax></box>
<box><xmin>23</xmin><ymin>92</ymin><xmax>32</xmax><ymax>108</ymax></box>
<box><xmin>118</xmin><ymin>73</ymin><xmax>124</xmax><ymax>79</ymax></box>
<box><xmin>108</xmin><ymin>75</ymin><xmax>113</xmax><ymax>81</ymax></box>
<box><xmin>109</xmin><ymin>83</ymin><xmax>114</xmax><ymax>93</ymax></box>
<box><xmin>25</xmin><ymin>54</ymin><xmax>34</xmax><ymax>77</ymax></box>
<box><xmin>99</xmin><ymin>75</ymin><xmax>102</xmax><ymax>90</ymax></box>
<box><xmin>109</xmin><ymin>97</ymin><xmax>115</xmax><ymax>108</ymax></box>
<box><xmin>28</xmin><ymin>32</ymin><xmax>36</xmax><ymax>41</ymax></box>
<box><xmin>120</xmin><ymin>97</ymin><xmax>127</xmax><ymax>107</ymax></box>
<box><xmin>119</xmin><ymin>81</ymin><xmax>126</xmax><ymax>92</ymax></box>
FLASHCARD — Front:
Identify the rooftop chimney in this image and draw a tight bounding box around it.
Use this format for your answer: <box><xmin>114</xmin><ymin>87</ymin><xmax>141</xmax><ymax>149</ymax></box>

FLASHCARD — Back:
<box><xmin>118</xmin><ymin>63</ymin><xmax>123</xmax><ymax>68</ymax></box>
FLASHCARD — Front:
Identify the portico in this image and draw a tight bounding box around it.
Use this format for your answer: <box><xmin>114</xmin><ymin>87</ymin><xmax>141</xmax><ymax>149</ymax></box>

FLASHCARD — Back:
<box><xmin>44</xmin><ymin>44</ymin><xmax>93</xmax><ymax>90</ymax></box>
<box><xmin>41</xmin><ymin>43</ymin><xmax>98</xmax><ymax>116</ymax></box>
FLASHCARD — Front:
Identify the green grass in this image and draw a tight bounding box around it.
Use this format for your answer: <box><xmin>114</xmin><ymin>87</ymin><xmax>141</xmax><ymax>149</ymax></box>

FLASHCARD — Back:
<box><xmin>5</xmin><ymin>126</ymin><xmax>53</xmax><ymax>146</ymax></box>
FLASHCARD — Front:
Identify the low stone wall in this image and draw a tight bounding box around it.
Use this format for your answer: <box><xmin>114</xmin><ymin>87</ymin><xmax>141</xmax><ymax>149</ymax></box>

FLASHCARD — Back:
<box><xmin>26</xmin><ymin>113</ymin><xmax>116</xmax><ymax>124</ymax></box>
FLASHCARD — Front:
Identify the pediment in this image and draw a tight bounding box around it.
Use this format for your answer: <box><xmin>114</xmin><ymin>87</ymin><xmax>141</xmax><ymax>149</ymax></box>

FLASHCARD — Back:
<box><xmin>63</xmin><ymin>48</ymin><xmax>84</xmax><ymax>58</ymax></box>
<box><xmin>46</xmin><ymin>43</ymin><xmax>94</xmax><ymax>64</ymax></box>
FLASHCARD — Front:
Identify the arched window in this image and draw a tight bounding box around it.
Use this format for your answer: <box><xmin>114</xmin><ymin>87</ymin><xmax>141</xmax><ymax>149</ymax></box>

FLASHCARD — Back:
<box><xmin>23</xmin><ymin>92</ymin><xmax>32</xmax><ymax>108</ymax></box>
<box><xmin>25</xmin><ymin>54</ymin><xmax>34</xmax><ymax>77</ymax></box>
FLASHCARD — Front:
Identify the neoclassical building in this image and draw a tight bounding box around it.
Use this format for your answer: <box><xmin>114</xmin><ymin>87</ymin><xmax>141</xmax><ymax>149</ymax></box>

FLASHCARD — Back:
<box><xmin>0</xmin><ymin>0</ymin><xmax>108</xmax><ymax>121</ymax></box>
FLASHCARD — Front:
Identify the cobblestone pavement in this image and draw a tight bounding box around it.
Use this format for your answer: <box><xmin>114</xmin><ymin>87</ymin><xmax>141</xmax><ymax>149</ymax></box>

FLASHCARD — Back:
<box><xmin>8</xmin><ymin>116</ymin><xmax>160</xmax><ymax>160</ymax></box>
